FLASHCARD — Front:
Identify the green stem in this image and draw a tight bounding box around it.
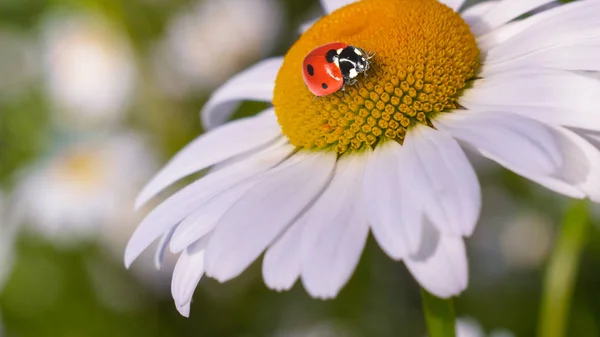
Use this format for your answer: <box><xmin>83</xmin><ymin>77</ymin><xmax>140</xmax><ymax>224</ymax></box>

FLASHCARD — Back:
<box><xmin>421</xmin><ymin>288</ymin><xmax>456</xmax><ymax>337</ymax></box>
<box><xmin>538</xmin><ymin>200</ymin><xmax>590</xmax><ymax>337</ymax></box>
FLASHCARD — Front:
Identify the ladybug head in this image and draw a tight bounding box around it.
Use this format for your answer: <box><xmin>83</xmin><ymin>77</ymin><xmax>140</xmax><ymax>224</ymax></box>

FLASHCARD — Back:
<box><xmin>355</xmin><ymin>48</ymin><xmax>375</xmax><ymax>73</ymax></box>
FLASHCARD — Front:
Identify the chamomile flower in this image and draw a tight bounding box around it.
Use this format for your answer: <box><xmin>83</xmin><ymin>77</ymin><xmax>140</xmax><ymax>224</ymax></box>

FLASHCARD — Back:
<box><xmin>126</xmin><ymin>0</ymin><xmax>600</xmax><ymax>316</ymax></box>
<box><xmin>153</xmin><ymin>0</ymin><xmax>282</xmax><ymax>95</ymax></box>
<box><xmin>41</xmin><ymin>11</ymin><xmax>137</xmax><ymax>130</ymax></box>
<box><xmin>455</xmin><ymin>318</ymin><xmax>514</xmax><ymax>337</ymax></box>
<box><xmin>16</xmin><ymin>133</ymin><xmax>155</xmax><ymax>246</ymax></box>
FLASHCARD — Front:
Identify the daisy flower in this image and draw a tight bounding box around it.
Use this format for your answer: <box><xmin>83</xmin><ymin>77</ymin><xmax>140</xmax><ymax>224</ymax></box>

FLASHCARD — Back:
<box><xmin>41</xmin><ymin>11</ymin><xmax>137</xmax><ymax>130</ymax></box>
<box><xmin>154</xmin><ymin>0</ymin><xmax>282</xmax><ymax>95</ymax></box>
<box><xmin>15</xmin><ymin>133</ymin><xmax>156</xmax><ymax>246</ymax></box>
<box><xmin>455</xmin><ymin>317</ymin><xmax>514</xmax><ymax>337</ymax></box>
<box><xmin>126</xmin><ymin>0</ymin><xmax>600</xmax><ymax>316</ymax></box>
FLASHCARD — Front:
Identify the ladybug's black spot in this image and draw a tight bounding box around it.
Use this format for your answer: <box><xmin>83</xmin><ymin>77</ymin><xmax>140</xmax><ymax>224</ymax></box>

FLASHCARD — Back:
<box><xmin>325</xmin><ymin>49</ymin><xmax>338</xmax><ymax>63</ymax></box>
<box><xmin>321</xmin><ymin>83</ymin><xmax>328</xmax><ymax>89</ymax></box>
<box><xmin>306</xmin><ymin>64</ymin><xmax>314</xmax><ymax>76</ymax></box>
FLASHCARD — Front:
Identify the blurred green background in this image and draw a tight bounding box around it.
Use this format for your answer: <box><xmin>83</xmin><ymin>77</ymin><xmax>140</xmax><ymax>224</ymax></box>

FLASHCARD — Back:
<box><xmin>1</xmin><ymin>0</ymin><xmax>599</xmax><ymax>336</ymax></box>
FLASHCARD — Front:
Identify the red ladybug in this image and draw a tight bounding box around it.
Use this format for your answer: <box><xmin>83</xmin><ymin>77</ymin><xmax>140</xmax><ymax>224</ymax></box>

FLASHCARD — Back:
<box><xmin>302</xmin><ymin>42</ymin><xmax>373</xmax><ymax>97</ymax></box>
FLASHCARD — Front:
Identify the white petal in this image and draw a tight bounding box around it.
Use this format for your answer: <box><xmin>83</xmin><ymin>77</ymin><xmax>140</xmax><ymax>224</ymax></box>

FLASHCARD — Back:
<box><xmin>136</xmin><ymin>110</ymin><xmax>281</xmax><ymax>208</ymax></box>
<box><xmin>171</xmin><ymin>238</ymin><xmax>209</xmax><ymax>317</ymax></box>
<box><xmin>363</xmin><ymin>141</ymin><xmax>422</xmax><ymax>259</ymax></box>
<box><xmin>438</xmin><ymin>0</ymin><xmax>466</xmax><ymax>12</ymax></box>
<box><xmin>320</xmin><ymin>0</ymin><xmax>357</xmax><ymax>14</ymax></box>
<box><xmin>483</xmin><ymin>1</ymin><xmax>600</xmax><ymax>62</ymax></box>
<box><xmin>301</xmin><ymin>155</ymin><xmax>370</xmax><ymax>299</ymax></box>
<box><xmin>461</xmin><ymin>1</ymin><xmax>498</xmax><ymax>27</ymax></box>
<box><xmin>460</xmin><ymin>70</ymin><xmax>600</xmax><ymax>131</ymax></box>
<box><xmin>470</xmin><ymin>0</ymin><xmax>556</xmax><ymax>36</ymax></box>
<box><xmin>201</xmin><ymin>57</ymin><xmax>283</xmax><ymax>129</ymax></box>
<box><xmin>405</xmin><ymin>125</ymin><xmax>481</xmax><ymax>237</ymax></box>
<box><xmin>154</xmin><ymin>227</ymin><xmax>176</xmax><ymax>270</ymax></box>
<box><xmin>476</xmin><ymin>1</ymin><xmax>580</xmax><ymax>51</ymax></box>
<box><xmin>462</xmin><ymin>1</ymin><xmax>498</xmax><ymax>17</ymax></box>
<box><xmin>437</xmin><ymin>111</ymin><xmax>590</xmax><ymax>199</ymax></box>
<box><xmin>204</xmin><ymin>151</ymin><xmax>336</xmax><ymax>282</ymax></box>
<box><xmin>125</xmin><ymin>140</ymin><xmax>294</xmax><ymax>268</ymax></box>
<box><xmin>262</xmin><ymin>212</ymin><xmax>308</xmax><ymax>291</ymax></box>
<box><xmin>405</xmin><ymin>222</ymin><xmax>468</xmax><ymax>299</ymax></box>
<box><xmin>554</xmin><ymin>128</ymin><xmax>600</xmax><ymax>202</ymax></box>
<box><xmin>456</xmin><ymin>318</ymin><xmax>485</xmax><ymax>337</ymax></box>
<box><xmin>477</xmin><ymin>20</ymin><xmax>530</xmax><ymax>52</ymax></box>
<box><xmin>169</xmin><ymin>173</ymin><xmax>266</xmax><ymax>253</ymax></box>
<box><xmin>435</xmin><ymin>111</ymin><xmax>566</xmax><ymax>178</ymax></box>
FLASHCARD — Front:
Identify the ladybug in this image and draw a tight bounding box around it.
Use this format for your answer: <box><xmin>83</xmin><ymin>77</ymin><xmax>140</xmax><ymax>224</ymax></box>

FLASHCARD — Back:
<box><xmin>302</xmin><ymin>42</ymin><xmax>374</xmax><ymax>97</ymax></box>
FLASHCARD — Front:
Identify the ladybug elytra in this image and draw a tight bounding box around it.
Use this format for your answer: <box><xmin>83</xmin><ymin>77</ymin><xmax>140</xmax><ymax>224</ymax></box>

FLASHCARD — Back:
<box><xmin>302</xmin><ymin>42</ymin><xmax>374</xmax><ymax>97</ymax></box>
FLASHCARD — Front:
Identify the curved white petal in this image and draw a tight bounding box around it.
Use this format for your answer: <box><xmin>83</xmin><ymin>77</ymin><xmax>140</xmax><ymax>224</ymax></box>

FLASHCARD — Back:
<box><xmin>554</xmin><ymin>128</ymin><xmax>600</xmax><ymax>202</ymax></box>
<box><xmin>462</xmin><ymin>1</ymin><xmax>498</xmax><ymax>17</ymax></box>
<box><xmin>301</xmin><ymin>154</ymin><xmax>370</xmax><ymax>299</ymax></box>
<box><xmin>470</xmin><ymin>0</ymin><xmax>556</xmax><ymax>36</ymax></box>
<box><xmin>320</xmin><ymin>0</ymin><xmax>357</xmax><ymax>14</ymax></box>
<box><xmin>481</xmin><ymin>41</ymin><xmax>600</xmax><ymax>76</ymax></box>
<box><xmin>169</xmin><ymin>175</ymin><xmax>263</xmax><ymax>253</ymax></box>
<box><xmin>168</xmin><ymin>140</ymin><xmax>293</xmax><ymax>253</ymax></box>
<box><xmin>205</xmin><ymin>151</ymin><xmax>336</xmax><ymax>282</ymax></box>
<box><xmin>363</xmin><ymin>141</ymin><xmax>422</xmax><ymax>259</ymax></box>
<box><xmin>154</xmin><ymin>227</ymin><xmax>176</xmax><ymax>270</ymax></box>
<box><xmin>171</xmin><ymin>238</ymin><xmax>209</xmax><ymax>317</ymax></box>
<box><xmin>483</xmin><ymin>1</ymin><xmax>600</xmax><ymax>63</ymax></box>
<box><xmin>476</xmin><ymin>0</ymin><xmax>587</xmax><ymax>51</ymax></box>
<box><xmin>136</xmin><ymin>110</ymin><xmax>281</xmax><ymax>208</ymax></box>
<box><xmin>438</xmin><ymin>0</ymin><xmax>466</xmax><ymax>12</ymax></box>
<box><xmin>461</xmin><ymin>1</ymin><xmax>498</xmax><ymax>27</ymax></box>
<box><xmin>435</xmin><ymin>111</ymin><xmax>568</xmax><ymax>178</ymax></box>
<box><xmin>436</xmin><ymin>111</ymin><xmax>590</xmax><ymax>199</ymax></box>
<box><xmin>405</xmin><ymin>125</ymin><xmax>481</xmax><ymax>237</ymax></box>
<box><xmin>405</xmin><ymin>222</ymin><xmax>468</xmax><ymax>299</ymax></box>
<box><xmin>262</xmin><ymin>212</ymin><xmax>308</xmax><ymax>291</ymax></box>
<box><xmin>460</xmin><ymin>70</ymin><xmax>600</xmax><ymax>131</ymax></box>
<box><xmin>201</xmin><ymin>57</ymin><xmax>283</xmax><ymax>129</ymax></box>
<box><xmin>125</xmin><ymin>141</ymin><xmax>293</xmax><ymax>268</ymax></box>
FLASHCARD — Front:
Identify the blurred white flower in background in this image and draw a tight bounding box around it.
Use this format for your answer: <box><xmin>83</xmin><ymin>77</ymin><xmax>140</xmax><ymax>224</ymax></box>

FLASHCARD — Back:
<box><xmin>0</xmin><ymin>29</ymin><xmax>38</xmax><ymax>102</ymax></box>
<box><xmin>469</xmin><ymin>187</ymin><xmax>553</xmax><ymax>279</ymax></box>
<box><xmin>0</xmin><ymin>192</ymin><xmax>19</xmax><ymax>292</ymax></box>
<box><xmin>14</xmin><ymin>133</ymin><xmax>156</xmax><ymax>246</ymax></box>
<box><xmin>456</xmin><ymin>317</ymin><xmax>515</xmax><ymax>337</ymax></box>
<box><xmin>41</xmin><ymin>11</ymin><xmax>137</xmax><ymax>130</ymax></box>
<box><xmin>153</xmin><ymin>0</ymin><xmax>282</xmax><ymax>96</ymax></box>
<box><xmin>499</xmin><ymin>210</ymin><xmax>553</xmax><ymax>270</ymax></box>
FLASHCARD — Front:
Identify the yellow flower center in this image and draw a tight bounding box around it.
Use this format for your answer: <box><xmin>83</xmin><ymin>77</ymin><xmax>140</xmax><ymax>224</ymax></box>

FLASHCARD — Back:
<box><xmin>57</xmin><ymin>149</ymin><xmax>107</xmax><ymax>193</ymax></box>
<box><xmin>273</xmin><ymin>0</ymin><xmax>479</xmax><ymax>153</ymax></box>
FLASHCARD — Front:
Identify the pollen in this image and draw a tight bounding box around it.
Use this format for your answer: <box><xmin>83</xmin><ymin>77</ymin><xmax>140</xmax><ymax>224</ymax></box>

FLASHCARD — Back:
<box><xmin>273</xmin><ymin>0</ymin><xmax>479</xmax><ymax>153</ymax></box>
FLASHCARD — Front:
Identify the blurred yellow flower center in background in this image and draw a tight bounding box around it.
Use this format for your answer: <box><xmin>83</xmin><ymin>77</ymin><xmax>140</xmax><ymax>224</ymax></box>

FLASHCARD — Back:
<box><xmin>273</xmin><ymin>0</ymin><xmax>479</xmax><ymax>153</ymax></box>
<box><xmin>58</xmin><ymin>150</ymin><xmax>106</xmax><ymax>192</ymax></box>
